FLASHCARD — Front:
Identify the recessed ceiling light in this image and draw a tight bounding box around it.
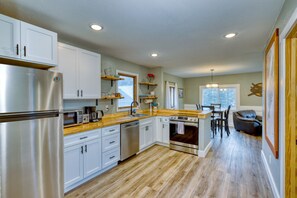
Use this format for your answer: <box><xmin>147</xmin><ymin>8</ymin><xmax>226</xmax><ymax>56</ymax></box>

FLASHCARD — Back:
<box><xmin>224</xmin><ymin>33</ymin><xmax>237</xmax><ymax>38</ymax></box>
<box><xmin>151</xmin><ymin>53</ymin><xmax>158</xmax><ymax>57</ymax></box>
<box><xmin>90</xmin><ymin>24</ymin><xmax>103</xmax><ymax>31</ymax></box>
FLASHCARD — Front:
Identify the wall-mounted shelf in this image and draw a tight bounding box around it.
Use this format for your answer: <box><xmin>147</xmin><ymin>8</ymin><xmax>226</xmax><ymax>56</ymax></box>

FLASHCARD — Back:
<box><xmin>139</xmin><ymin>95</ymin><xmax>158</xmax><ymax>103</ymax></box>
<box><xmin>139</xmin><ymin>82</ymin><xmax>158</xmax><ymax>89</ymax></box>
<box><xmin>100</xmin><ymin>96</ymin><xmax>124</xmax><ymax>105</ymax></box>
<box><xmin>101</xmin><ymin>75</ymin><xmax>124</xmax><ymax>86</ymax></box>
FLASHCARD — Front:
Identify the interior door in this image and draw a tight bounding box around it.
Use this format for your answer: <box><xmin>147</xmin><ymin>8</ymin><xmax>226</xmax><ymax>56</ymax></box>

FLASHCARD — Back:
<box><xmin>0</xmin><ymin>14</ymin><xmax>20</xmax><ymax>59</ymax></box>
<box><xmin>21</xmin><ymin>21</ymin><xmax>57</xmax><ymax>65</ymax></box>
<box><xmin>83</xmin><ymin>138</ymin><xmax>102</xmax><ymax>177</ymax></box>
<box><xmin>78</xmin><ymin>49</ymin><xmax>101</xmax><ymax>99</ymax></box>
<box><xmin>285</xmin><ymin>24</ymin><xmax>297</xmax><ymax>198</ymax></box>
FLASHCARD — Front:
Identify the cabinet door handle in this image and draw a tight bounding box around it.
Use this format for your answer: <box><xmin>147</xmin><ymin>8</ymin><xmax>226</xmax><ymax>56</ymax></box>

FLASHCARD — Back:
<box><xmin>16</xmin><ymin>44</ymin><xmax>19</xmax><ymax>55</ymax></box>
<box><xmin>109</xmin><ymin>156</ymin><xmax>115</xmax><ymax>159</ymax></box>
<box><xmin>80</xmin><ymin>136</ymin><xmax>87</xmax><ymax>140</ymax></box>
<box><xmin>81</xmin><ymin>90</ymin><xmax>83</xmax><ymax>97</ymax></box>
<box><xmin>109</xmin><ymin>141</ymin><xmax>115</xmax><ymax>144</ymax></box>
<box><xmin>85</xmin><ymin>145</ymin><xmax>87</xmax><ymax>152</ymax></box>
<box><xmin>77</xmin><ymin>90</ymin><xmax>79</xmax><ymax>97</ymax></box>
<box><xmin>24</xmin><ymin>46</ymin><xmax>27</xmax><ymax>57</ymax></box>
<box><xmin>109</xmin><ymin>129</ymin><xmax>115</xmax><ymax>132</ymax></box>
<box><xmin>81</xmin><ymin>146</ymin><xmax>83</xmax><ymax>154</ymax></box>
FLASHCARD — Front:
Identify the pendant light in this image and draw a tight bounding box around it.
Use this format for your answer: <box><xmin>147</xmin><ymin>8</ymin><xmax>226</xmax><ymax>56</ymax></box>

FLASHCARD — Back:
<box><xmin>206</xmin><ymin>69</ymin><xmax>219</xmax><ymax>88</ymax></box>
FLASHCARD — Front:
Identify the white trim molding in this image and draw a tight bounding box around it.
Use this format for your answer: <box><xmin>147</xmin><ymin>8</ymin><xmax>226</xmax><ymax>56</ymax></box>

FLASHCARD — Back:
<box><xmin>278</xmin><ymin>7</ymin><xmax>297</xmax><ymax>198</ymax></box>
<box><xmin>261</xmin><ymin>150</ymin><xmax>280</xmax><ymax>198</ymax></box>
<box><xmin>198</xmin><ymin>140</ymin><xmax>213</xmax><ymax>158</ymax></box>
<box><xmin>116</xmin><ymin>70</ymin><xmax>139</xmax><ymax>112</ymax></box>
<box><xmin>199</xmin><ymin>84</ymin><xmax>240</xmax><ymax>110</ymax></box>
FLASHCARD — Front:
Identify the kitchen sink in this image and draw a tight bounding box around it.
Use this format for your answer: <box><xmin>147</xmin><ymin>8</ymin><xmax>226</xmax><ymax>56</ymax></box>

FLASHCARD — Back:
<box><xmin>129</xmin><ymin>113</ymin><xmax>148</xmax><ymax>118</ymax></box>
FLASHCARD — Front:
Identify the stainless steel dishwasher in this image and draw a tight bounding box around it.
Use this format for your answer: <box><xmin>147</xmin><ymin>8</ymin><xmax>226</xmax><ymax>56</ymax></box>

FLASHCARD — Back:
<box><xmin>120</xmin><ymin>120</ymin><xmax>139</xmax><ymax>161</ymax></box>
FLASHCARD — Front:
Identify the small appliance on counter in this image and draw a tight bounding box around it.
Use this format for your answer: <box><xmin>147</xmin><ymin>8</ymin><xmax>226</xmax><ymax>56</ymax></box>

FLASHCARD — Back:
<box><xmin>97</xmin><ymin>110</ymin><xmax>104</xmax><ymax>121</ymax></box>
<box><xmin>84</xmin><ymin>106</ymin><xmax>98</xmax><ymax>122</ymax></box>
<box><xmin>63</xmin><ymin>109</ymin><xmax>83</xmax><ymax>127</ymax></box>
<box><xmin>82</xmin><ymin>114</ymin><xmax>90</xmax><ymax>124</ymax></box>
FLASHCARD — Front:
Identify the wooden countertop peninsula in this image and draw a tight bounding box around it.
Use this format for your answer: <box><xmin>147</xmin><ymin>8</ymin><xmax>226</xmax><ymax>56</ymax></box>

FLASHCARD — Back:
<box><xmin>64</xmin><ymin>109</ymin><xmax>211</xmax><ymax>136</ymax></box>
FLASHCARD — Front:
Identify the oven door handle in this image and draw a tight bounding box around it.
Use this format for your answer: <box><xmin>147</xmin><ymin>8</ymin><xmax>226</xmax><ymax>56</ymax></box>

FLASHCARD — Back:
<box><xmin>170</xmin><ymin>121</ymin><xmax>198</xmax><ymax>127</ymax></box>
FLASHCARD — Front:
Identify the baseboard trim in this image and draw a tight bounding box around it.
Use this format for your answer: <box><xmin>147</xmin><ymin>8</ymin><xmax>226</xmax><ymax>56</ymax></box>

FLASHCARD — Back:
<box><xmin>261</xmin><ymin>150</ymin><xmax>280</xmax><ymax>198</ymax></box>
<box><xmin>198</xmin><ymin>140</ymin><xmax>213</xmax><ymax>157</ymax></box>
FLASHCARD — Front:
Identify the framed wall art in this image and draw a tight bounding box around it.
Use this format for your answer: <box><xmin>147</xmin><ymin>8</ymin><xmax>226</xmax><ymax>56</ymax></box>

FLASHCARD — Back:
<box><xmin>264</xmin><ymin>28</ymin><xmax>279</xmax><ymax>159</ymax></box>
<box><xmin>178</xmin><ymin>88</ymin><xmax>184</xmax><ymax>98</ymax></box>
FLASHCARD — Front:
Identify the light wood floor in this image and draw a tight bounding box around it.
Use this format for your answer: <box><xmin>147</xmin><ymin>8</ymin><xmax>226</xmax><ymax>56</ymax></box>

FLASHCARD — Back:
<box><xmin>65</xmin><ymin>129</ymin><xmax>273</xmax><ymax>198</ymax></box>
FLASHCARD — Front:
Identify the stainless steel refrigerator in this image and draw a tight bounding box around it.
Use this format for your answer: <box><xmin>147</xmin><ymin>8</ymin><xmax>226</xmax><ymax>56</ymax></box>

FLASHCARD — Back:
<box><xmin>0</xmin><ymin>64</ymin><xmax>63</xmax><ymax>198</ymax></box>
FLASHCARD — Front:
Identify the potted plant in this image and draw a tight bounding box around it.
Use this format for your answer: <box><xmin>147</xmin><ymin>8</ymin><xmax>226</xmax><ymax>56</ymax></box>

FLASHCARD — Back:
<box><xmin>147</xmin><ymin>73</ymin><xmax>155</xmax><ymax>82</ymax></box>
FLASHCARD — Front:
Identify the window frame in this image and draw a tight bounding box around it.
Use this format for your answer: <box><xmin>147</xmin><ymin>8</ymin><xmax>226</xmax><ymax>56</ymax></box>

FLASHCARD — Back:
<box><xmin>199</xmin><ymin>84</ymin><xmax>240</xmax><ymax>110</ymax></box>
<box><xmin>116</xmin><ymin>70</ymin><xmax>139</xmax><ymax>111</ymax></box>
<box><xmin>169</xmin><ymin>84</ymin><xmax>176</xmax><ymax>109</ymax></box>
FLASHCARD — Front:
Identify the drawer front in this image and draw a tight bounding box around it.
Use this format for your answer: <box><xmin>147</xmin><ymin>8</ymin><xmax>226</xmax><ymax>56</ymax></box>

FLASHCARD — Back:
<box><xmin>102</xmin><ymin>147</ymin><xmax>120</xmax><ymax>168</ymax></box>
<box><xmin>102</xmin><ymin>125</ymin><xmax>120</xmax><ymax>137</ymax></box>
<box><xmin>64</xmin><ymin>129</ymin><xmax>101</xmax><ymax>148</ymax></box>
<box><xmin>140</xmin><ymin>118</ymin><xmax>153</xmax><ymax>126</ymax></box>
<box><xmin>102</xmin><ymin>133</ymin><xmax>120</xmax><ymax>152</ymax></box>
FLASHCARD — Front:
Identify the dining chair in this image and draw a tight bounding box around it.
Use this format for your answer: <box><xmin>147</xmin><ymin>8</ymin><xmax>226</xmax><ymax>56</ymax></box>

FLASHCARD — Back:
<box><xmin>196</xmin><ymin>104</ymin><xmax>201</xmax><ymax>110</ymax></box>
<box><xmin>216</xmin><ymin>105</ymin><xmax>231</xmax><ymax>136</ymax></box>
<box><xmin>211</xmin><ymin>103</ymin><xmax>221</xmax><ymax>109</ymax></box>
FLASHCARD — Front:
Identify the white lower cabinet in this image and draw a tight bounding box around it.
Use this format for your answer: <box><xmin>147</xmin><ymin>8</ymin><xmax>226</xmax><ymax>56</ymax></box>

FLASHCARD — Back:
<box><xmin>101</xmin><ymin>125</ymin><xmax>120</xmax><ymax>169</ymax></box>
<box><xmin>84</xmin><ymin>138</ymin><xmax>102</xmax><ymax>177</ymax></box>
<box><xmin>102</xmin><ymin>147</ymin><xmax>120</xmax><ymax>168</ymax></box>
<box><xmin>64</xmin><ymin>129</ymin><xmax>106</xmax><ymax>193</ymax></box>
<box><xmin>155</xmin><ymin>117</ymin><xmax>170</xmax><ymax>145</ymax></box>
<box><xmin>162</xmin><ymin>122</ymin><xmax>170</xmax><ymax>144</ymax></box>
<box><xmin>64</xmin><ymin>143</ymin><xmax>84</xmax><ymax>188</ymax></box>
<box><xmin>139</xmin><ymin>118</ymin><xmax>154</xmax><ymax>150</ymax></box>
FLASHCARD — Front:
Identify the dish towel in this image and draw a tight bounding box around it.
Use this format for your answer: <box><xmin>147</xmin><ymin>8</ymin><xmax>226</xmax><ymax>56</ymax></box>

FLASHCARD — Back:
<box><xmin>177</xmin><ymin>122</ymin><xmax>184</xmax><ymax>134</ymax></box>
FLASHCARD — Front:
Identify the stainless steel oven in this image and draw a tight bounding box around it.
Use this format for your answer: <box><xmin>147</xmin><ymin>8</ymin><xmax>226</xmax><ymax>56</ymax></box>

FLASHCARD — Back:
<box><xmin>169</xmin><ymin>116</ymin><xmax>199</xmax><ymax>155</ymax></box>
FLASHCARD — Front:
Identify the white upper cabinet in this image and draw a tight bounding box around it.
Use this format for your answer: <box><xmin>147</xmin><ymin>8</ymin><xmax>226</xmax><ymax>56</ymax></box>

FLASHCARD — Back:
<box><xmin>20</xmin><ymin>22</ymin><xmax>57</xmax><ymax>65</ymax></box>
<box><xmin>78</xmin><ymin>49</ymin><xmax>101</xmax><ymax>99</ymax></box>
<box><xmin>0</xmin><ymin>14</ymin><xmax>20</xmax><ymax>59</ymax></box>
<box><xmin>58</xmin><ymin>43</ymin><xmax>78</xmax><ymax>99</ymax></box>
<box><xmin>58</xmin><ymin>43</ymin><xmax>101</xmax><ymax>99</ymax></box>
<box><xmin>0</xmin><ymin>14</ymin><xmax>57</xmax><ymax>66</ymax></box>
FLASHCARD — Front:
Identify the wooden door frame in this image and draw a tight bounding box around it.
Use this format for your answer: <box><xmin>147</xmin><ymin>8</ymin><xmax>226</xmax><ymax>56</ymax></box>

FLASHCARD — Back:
<box><xmin>279</xmin><ymin>7</ymin><xmax>297</xmax><ymax>198</ymax></box>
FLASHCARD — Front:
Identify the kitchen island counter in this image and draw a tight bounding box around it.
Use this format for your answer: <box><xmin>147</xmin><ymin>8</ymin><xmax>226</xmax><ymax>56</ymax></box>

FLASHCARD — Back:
<box><xmin>64</xmin><ymin>109</ymin><xmax>211</xmax><ymax>136</ymax></box>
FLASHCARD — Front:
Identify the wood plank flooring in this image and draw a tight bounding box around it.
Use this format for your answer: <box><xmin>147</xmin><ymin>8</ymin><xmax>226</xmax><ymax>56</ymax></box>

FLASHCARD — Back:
<box><xmin>65</xmin><ymin>129</ymin><xmax>273</xmax><ymax>198</ymax></box>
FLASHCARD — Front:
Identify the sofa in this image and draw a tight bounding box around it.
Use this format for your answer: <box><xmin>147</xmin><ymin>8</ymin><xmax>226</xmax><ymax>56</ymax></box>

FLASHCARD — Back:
<box><xmin>233</xmin><ymin>110</ymin><xmax>262</xmax><ymax>135</ymax></box>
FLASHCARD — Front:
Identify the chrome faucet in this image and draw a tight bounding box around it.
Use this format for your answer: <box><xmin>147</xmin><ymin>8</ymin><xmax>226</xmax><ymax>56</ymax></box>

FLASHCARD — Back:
<box><xmin>130</xmin><ymin>101</ymin><xmax>139</xmax><ymax>115</ymax></box>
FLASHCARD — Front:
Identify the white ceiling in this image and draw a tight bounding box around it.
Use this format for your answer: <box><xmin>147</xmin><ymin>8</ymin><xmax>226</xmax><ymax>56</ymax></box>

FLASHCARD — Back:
<box><xmin>0</xmin><ymin>0</ymin><xmax>284</xmax><ymax>77</ymax></box>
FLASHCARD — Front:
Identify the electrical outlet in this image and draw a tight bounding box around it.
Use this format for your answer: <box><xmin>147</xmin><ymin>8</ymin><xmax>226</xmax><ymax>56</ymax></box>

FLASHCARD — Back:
<box><xmin>105</xmin><ymin>105</ymin><xmax>109</xmax><ymax>111</ymax></box>
<box><xmin>269</xmin><ymin>154</ymin><xmax>271</xmax><ymax>164</ymax></box>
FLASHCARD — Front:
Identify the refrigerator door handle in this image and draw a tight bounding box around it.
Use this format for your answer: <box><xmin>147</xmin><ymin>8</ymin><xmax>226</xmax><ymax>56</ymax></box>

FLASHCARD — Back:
<box><xmin>0</xmin><ymin>111</ymin><xmax>60</xmax><ymax>123</ymax></box>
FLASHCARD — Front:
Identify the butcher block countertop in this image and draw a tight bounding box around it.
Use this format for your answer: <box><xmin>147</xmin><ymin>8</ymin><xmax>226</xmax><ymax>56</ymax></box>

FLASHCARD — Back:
<box><xmin>64</xmin><ymin>109</ymin><xmax>211</xmax><ymax>136</ymax></box>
